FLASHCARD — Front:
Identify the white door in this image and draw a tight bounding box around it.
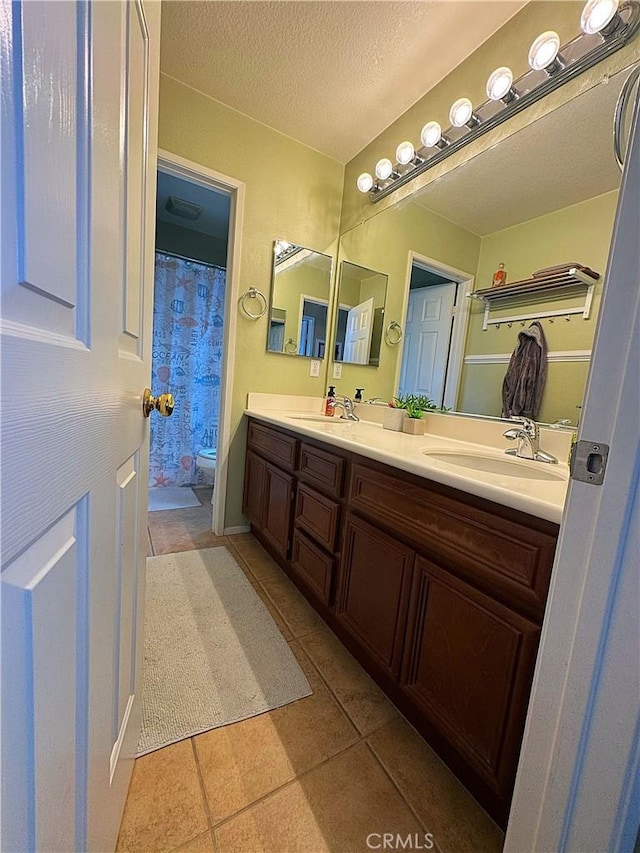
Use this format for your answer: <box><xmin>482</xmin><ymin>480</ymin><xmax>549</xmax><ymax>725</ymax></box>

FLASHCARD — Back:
<box><xmin>344</xmin><ymin>297</ymin><xmax>374</xmax><ymax>364</ymax></box>
<box><xmin>1</xmin><ymin>3</ymin><xmax>160</xmax><ymax>851</ymax></box>
<box><xmin>399</xmin><ymin>283</ymin><xmax>456</xmax><ymax>405</ymax></box>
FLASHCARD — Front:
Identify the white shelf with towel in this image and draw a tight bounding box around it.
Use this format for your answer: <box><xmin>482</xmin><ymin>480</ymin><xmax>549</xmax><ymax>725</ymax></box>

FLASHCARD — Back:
<box><xmin>469</xmin><ymin>265</ymin><xmax>600</xmax><ymax>331</ymax></box>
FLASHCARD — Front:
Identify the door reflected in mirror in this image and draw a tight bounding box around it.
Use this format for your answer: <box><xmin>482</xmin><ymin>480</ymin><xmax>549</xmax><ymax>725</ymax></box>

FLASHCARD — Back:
<box><xmin>334</xmin><ymin>261</ymin><xmax>388</xmax><ymax>366</ymax></box>
<box><xmin>267</xmin><ymin>240</ymin><xmax>333</xmax><ymax>357</ymax></box>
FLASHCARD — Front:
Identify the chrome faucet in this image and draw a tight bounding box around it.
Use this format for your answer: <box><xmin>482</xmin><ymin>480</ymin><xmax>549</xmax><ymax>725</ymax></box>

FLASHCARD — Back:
<box><xmin>503</xmin><ymin>417</ymin><xmax>558</xmax><ymax>464</ymax></box>
<box><xmin>329</xmin><ymin>395</ymin><xmax>359</xmax><ymax>421</ymax></box>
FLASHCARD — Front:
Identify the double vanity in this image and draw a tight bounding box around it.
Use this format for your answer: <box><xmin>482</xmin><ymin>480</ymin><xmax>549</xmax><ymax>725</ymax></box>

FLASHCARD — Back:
<box><xmin>243</xmin><ymin>395</ymin><xmax>570</xmax><ymax>827</ymax></box>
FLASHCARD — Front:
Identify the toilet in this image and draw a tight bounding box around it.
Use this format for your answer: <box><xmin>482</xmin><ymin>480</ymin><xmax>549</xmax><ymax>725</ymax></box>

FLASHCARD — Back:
<box><xmin>195</xmin><ymin>448</ymin><xmax>217</xmax><ymax>502</ymax></box>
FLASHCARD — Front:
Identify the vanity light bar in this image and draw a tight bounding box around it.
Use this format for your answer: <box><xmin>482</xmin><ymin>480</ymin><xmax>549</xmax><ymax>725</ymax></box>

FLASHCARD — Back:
<box><xmin>359</xmin><ymin>0</ymin><xmax>640</xmax><ymax>202</ymax></box>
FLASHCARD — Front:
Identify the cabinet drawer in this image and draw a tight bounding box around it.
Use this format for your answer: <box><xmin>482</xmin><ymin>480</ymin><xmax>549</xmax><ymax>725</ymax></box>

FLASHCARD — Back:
<box><xmin>298</xmin><ymin>442</ymin><xmax>345</xmax><ymax>498</ymax></box>
<box><xmin>295</xmin><ymin>483</ymin><xmax>340</xmax><ymax>552</ymax></box>
<box><xmin>401</xmin><ymin>556</ymin><xmax>540</xmax><ymax>803</ymax></box>
<box><xmin>349</xmin><ymin>462</ymin><xmax>556</xmax><ymax>620</ymax></box>
<box><xmin>291</xmin><ymin>529</ymin><xmax>335</xmax><ymax>605</ymax></box>
<box><xmin>248</xmin><ymin>420</ymin><xmax>298</xmax><ymax>472</ymax></box>
<box><xmin>337</xmin><ymin>514</ymin><xmax>415</xmax><ymax>680</ymax></box>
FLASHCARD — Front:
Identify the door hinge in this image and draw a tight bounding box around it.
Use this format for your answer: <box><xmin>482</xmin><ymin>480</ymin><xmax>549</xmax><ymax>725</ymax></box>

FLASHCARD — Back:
<box><xmin>570</xmin><ymin>439</ymin><xmax>609</xmax><ymax>485</ymax></box>
<box><xmin>451</xmin><ymin>305</ymin><xmax>457</xmax><ymax>316</ymax></box>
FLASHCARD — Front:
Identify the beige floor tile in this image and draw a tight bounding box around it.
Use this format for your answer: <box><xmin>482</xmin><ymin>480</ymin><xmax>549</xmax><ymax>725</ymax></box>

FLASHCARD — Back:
<box><xmin>231</xmin><ymin>540</ymin><xmax>283</xmax><ymax>582</ymax></box>
<box><xmin>170</xmin><ymin>830</ymin><xmax>215</xmax><ymax>852</ymax></box>
<box><xmin>149</xmin><ymin>524</ymin><xmax>228</xmax><ymax>556</ymax></box>
<box><xmin>251</xmin><ymin>581</ymin><xmax>294</xmax><ymax>642</ymax></box>
<box><xmin>261</xmin><ymin>575</ymin><xmax>326</xmax><ymax>638</ymax></box>
<box><xmin>300</xmin><ymin>625</ymin><xmax>399</xmax><ymax>736</ymax></box>
<box><xmin>226</xmin><ymin>530</ymin><xmax>255</xmax><ymax>542</ymax></box>
<box><xmin>214</xmin><ymin>741</ymin><xmax>426</xmax><ymax>853</ymax></box>
<box><xmin>194</xmin><ymin>642</ymin><xmax>358</xmax><ymax>824</ymax></box>
<box><xmin>367</xmin><ymin>717</ymin><xmax>504</xmax><ymax>853</ymax></box>
<box><xmin>116</xmin><ymin>740</ymin><xmax>208</xmax><ymax>853</ymax></box>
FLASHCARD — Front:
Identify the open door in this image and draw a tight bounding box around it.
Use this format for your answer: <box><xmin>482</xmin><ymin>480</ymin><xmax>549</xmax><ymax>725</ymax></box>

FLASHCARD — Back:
<box><xmin>343</xmin><ymin>297</ymin><xmax>375</xmax><ymax>364</ymax></box>
<box><xmin>1</xmin><ymin>2</ymin><xmax>160</xmax><ymax>850</ymax></box>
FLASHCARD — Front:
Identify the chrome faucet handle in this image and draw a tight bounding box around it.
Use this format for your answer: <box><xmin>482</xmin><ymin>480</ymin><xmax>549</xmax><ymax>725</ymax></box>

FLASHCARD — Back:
<box><xmin>510</xmin><ymin>415</ymin><xmax>538</xmax><ymax>438</ymax></box>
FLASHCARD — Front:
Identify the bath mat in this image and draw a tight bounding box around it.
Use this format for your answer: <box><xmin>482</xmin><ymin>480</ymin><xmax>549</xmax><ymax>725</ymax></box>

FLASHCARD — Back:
<box><xmin>148</xmin><ymin>486</ymin><xmax>201</xmax><ymax>512</ymax></box>
<box><xmin>138</xmin><ymin>547</ymin><xmax>312</xmax><ymax>754</ymax></box>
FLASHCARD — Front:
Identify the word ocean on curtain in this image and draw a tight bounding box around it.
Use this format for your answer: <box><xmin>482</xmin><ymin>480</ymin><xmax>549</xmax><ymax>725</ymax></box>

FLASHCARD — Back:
<box><xmin>150</xmin><ymin>252</ymin><xmax>226</xmax><ymax>487</ymax></box>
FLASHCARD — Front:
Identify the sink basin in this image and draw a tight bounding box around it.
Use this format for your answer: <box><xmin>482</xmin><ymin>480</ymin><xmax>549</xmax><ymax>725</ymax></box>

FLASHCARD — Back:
<box><xmin>423</xmin><ymin>450</ymin><xmax>566</xmax><ymax>482</ymax></box>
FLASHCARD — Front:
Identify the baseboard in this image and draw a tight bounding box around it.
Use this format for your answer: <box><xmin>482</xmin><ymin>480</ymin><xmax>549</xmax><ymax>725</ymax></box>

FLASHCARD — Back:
<box><xmin>224</xmin><ymin>524</ymin><xmax>251</xmax><ymax>535</ymax></box>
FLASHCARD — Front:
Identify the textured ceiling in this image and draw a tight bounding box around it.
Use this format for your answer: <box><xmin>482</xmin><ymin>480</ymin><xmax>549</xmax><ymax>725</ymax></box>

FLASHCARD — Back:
<box><xmin>412</xmin><ymin>67</ymin><xmax>628</xmax><ymax>236</ymax></box>
<box><xmin>160</xmin><ymin>1</ymin><xmax>528</xmax><ymax>163</ymax></box>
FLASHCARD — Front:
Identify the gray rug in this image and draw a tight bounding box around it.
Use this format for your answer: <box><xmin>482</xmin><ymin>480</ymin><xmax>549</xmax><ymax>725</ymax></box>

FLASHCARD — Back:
<box><xmin>138</xmin><ymin>547</ymin><xmax>312</xmax><ymax>755</ymax></box>
<box><xmin>148</xmin><ymin>486</ymin><xmax>201</xmax><ymax>512</ymax></box>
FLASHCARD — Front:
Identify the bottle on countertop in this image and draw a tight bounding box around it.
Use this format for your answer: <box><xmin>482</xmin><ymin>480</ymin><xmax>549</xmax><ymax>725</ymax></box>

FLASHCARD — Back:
<box><xmin>355</xmin><ymin>388</ymin><xmax>364</xmax><ymax>402</ymax></box>
<box><xmin>492</xmin><ymin>263</ymin><xmax>507</xmax><ymax>287</ymax></box>
<box><xmin>325</xmin><ymin>385</ymin><xmax>336</xmax><ymax>417</ymax></box>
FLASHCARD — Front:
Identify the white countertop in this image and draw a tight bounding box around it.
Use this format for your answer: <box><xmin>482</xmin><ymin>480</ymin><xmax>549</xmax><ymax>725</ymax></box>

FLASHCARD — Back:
<box><xmin>245</xmin><ymin>405</ymin><xmax>569</xmax><ymax>524</ymax></box>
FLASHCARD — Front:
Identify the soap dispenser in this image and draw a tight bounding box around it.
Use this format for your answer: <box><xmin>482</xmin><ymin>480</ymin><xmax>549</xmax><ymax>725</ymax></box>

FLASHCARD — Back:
<box><xmin>325</xmin><ymin>385</ymin><xmax>336</xmax><ymax>417</ymax></box>
<box><xmin>355</xmin><ymin>388</ymin><xmax>364</xmax><ymax>402</ymax></box>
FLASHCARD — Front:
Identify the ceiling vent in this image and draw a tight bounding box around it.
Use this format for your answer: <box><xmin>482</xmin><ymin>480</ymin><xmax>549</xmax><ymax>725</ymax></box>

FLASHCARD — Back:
<box><xmin>165</xmin><ymin>196</ymin><xmax>203</xmax><ymax>220</ymax></box>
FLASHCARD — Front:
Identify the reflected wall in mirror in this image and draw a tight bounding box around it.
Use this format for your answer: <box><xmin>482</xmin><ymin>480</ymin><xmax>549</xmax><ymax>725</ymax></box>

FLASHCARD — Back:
<box><xmin>333</xmin><ymin>64</ymin><xmax>635</xmax><ymax>424</ymax></box>
<box><xmin>333</xmin><ymin>261</ymin><xmax>388</xmax><ymax>365</ymax></box>
<box><xmin>267</xmin><ymin>240</ymin><xmax>333</xmax><ymax>357</ymax></box>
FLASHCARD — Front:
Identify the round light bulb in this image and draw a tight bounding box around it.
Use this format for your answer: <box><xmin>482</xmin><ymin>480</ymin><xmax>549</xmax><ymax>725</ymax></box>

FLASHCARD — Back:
<box><xmin>396</xmin><ymin>141</ymin><xmax>416</xmax><ymax>165</ymax></box>
<box><xmin>581</xmin><ymin>0</ymin><xmax>619</xmax><ymax>34</ymax></box>
<box><xmin>486</xmin><ymin>66</ymin><xmax>514</xmax><ymax>101</ymax></box>
<box><xmin>449</xmin><ymin>98</ymin><xmax>474</xmax><ymax>128</ymax></box>
<box><xmin>528</xmin><ymin>31</ymin><xmax>561</xmax><ymax>71</ymax></box>
<box><xmin>356</xmin><ymin>172</ymin><xmax>374</xmax><ymax>193</ymax></box>
<box><xmin>421</xmin><ymin>121</ymin><xmax>442</xmax><ymax>148</ymax></box>
<box><xmin>375</xmin><ymin>158</ymin><xmax>394</xmax><ymax>181</ymax></box>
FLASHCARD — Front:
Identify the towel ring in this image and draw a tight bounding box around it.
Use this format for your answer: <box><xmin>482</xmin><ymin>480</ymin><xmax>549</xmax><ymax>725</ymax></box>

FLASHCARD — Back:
<box><xmin>239</xmin><ymin>287</ymin><xmax>267</xmax><ymax>319</ymax></box>
<box><xmin>385</xmin><ymin>321</ymin><xmax>404</xmax><ymax>346</ymax></box>
<box><xmin>284</xmin><ymin>338</ymin><xmax>298</xmax><ymax>354</ymax></box>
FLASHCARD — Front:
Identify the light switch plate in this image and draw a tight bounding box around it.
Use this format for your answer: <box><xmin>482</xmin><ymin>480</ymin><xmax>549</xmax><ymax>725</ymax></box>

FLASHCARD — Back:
<box><xmin>309</xmin><ymin>359</ymin><xmax>321</xmax><ymax>377</ymax></box>
<box><xmin>332</xmin><ymin>363</ymin><xmax>343</xmax><ymax>379</ymax></box>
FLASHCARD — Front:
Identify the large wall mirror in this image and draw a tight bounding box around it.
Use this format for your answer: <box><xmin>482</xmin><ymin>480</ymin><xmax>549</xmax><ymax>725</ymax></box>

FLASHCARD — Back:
<box><xmin>267</xmin><ymin>240</ymin><xmax>333</xmax><ymax>357</ymax></box>
<box><xmin>333</xmin><ymin>262</ymin><xmax>388</xmax><ymax>365</ymax></box>
<box><xmin>334</xmin><ymin>63</ymin><xmax>637</xmax><ymax>424</ymax></box>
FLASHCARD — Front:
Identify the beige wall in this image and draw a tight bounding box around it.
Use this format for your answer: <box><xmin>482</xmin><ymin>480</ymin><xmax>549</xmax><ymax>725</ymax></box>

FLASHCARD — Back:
<box><xmin>458</xmin><ymin>190</ymin><xmax>619</xmax><ymax>423</ymax></box>
<box><xmin>158</xmin><ymin>74</ymin><xmax>343</xmax><ymax>527</ymax></box>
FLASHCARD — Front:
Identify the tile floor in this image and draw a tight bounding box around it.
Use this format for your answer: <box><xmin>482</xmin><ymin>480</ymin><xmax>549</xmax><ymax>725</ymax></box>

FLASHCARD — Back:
<box><xmin>118</xmin><ymin>487</ymin><xmax>504</xmax><ymax>853</ymax></box>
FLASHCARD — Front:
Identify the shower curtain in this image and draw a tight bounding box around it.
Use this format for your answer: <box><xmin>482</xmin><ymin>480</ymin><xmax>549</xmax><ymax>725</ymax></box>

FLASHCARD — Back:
<box><xmin>149</xmin><ymin>252</ymin><xmax>226</xmax><ymax>487</ymax></box>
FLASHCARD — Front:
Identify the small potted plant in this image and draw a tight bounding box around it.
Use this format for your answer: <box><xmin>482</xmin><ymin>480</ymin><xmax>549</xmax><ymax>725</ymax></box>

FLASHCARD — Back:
<box><xmin>382</xmin><ymin>396</ymin><xmax>407</xmax><ymax>432</ymax></box>
<box><xmin>402</xmin><ymin>398</ymin><xmax>425</xmax><ymax>435</ymax></box>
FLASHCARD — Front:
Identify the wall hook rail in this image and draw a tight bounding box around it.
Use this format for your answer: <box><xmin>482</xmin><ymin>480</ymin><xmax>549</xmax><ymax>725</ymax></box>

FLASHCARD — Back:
<box><xmin>239</xmin><ymin>287</ymin><xmax>267</xmax><ymax>319</ymax></box>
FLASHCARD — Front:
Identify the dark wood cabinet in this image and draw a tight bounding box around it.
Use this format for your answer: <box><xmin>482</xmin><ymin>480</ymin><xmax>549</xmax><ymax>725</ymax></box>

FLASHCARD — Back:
<box><xmin>401</xmin><ymin>556</ymin><xmax>540</xmax><ymax>804</ymax></box>
<box><xmin>261</xmin><ymin>462</ymin><xmax>295</xmax><ymax>560</ymax></box>
<box><xmin>242</xmin><ymin>417</ymin><xmax>559</xmax><ymax>827</ymax></box>
<box><xmin>242</xmin><ymin>449</ymin><xmax>266</xmax><ymax>527</ymax></box>
<box><xmin>337</xmin><ymin>514</ymin><xmax>415</xmax><ymax>680</ymax></box>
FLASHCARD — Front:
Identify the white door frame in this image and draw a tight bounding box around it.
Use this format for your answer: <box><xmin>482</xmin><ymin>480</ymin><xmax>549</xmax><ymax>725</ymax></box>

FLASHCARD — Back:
<box><xmin>156</xmin><ymin>150</ymin><xmax>245</xmax><ymax>536</ymax></box>
<box><xmin>298</xmin><ymin>293</ymin><xmax>329</xmax><ymax>357</ymax></box>
<box><xmin>394</xmin><ymin>251</ymin><xmax>474</xmax><ymax>410</ymax></box>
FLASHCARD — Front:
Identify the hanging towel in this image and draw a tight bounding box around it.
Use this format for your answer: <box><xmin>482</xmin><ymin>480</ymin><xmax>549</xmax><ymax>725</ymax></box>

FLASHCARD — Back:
<box><xmin>501</xmin><ymin>320</ymin><xmax>548</xmax><ymax>419</ymax></box>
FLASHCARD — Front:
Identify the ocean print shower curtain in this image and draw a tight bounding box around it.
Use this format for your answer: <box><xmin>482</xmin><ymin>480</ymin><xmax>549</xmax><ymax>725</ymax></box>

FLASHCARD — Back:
<box><xmin>150</xmin><ymin>252</ymin><xmax>226</xmax><ymax>487</ymax></box>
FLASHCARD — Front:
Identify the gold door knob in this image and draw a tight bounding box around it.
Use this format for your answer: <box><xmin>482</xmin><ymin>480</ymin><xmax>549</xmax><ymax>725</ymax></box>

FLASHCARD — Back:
<box><xmin>143</xmin><ymin>388</ymin><xmax>175</xmax><ymax>418</ymax></box>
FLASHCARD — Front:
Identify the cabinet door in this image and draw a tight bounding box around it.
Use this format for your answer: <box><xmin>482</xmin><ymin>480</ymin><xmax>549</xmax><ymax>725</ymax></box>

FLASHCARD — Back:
<box><xmin>336</xmin><ymin>514</ymin><xmax>415</xmax><ymax>679</ymax></box>
<box><xmin>401</xmin><ymin>556</ymin><xmax>540</xmax><ymax>803</ymax></box>
<box><xmin>243</xmin><ymin>450</ymin><xmax>267</xmax><ymax>527</ymax></box>
<box><xmin>262</xmin><ymin>463</ymin><xmax>295</xmax><ymax>560</ymax></box>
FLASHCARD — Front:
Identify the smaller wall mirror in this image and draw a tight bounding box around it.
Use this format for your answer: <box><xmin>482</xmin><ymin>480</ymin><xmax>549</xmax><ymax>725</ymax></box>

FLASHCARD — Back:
<box><xmin>267</xmin><ymin>239</ymin><xmax>333</xmax><ymax>357</ymax></box>
<box><xmin>333</xmin><ymin>261</ymin><xmax>388</xmax><ymax>365</ymax></box>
